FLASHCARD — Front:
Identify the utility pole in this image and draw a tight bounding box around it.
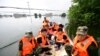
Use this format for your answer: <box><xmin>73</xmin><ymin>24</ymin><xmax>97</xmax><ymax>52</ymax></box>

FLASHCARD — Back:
<box><xmin>27</xmin><ymin>1</ymin><xmax>33</xmax><ymax>30</ymax></box>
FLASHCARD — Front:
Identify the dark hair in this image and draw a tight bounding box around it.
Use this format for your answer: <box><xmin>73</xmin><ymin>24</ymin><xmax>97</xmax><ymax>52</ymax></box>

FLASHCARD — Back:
<box><xmin>44</xmin><ymin>17</ymin><xmax>46</xmax><ymax>19</ymax></box>
<box><xmin>58</xmin><ymin>28</ymin><xmax>63</xmax><ymax>32</ymax></box>
<box><xmin>41</xmin><ymin>28</ymin><xmax>47</xmax><ymax>32</ymax></box>
<box><xmin>59</xmin><ymin>24</ymin><xmax>64</xmax><ymax>28</ymax></box>
<box><xmin>50</xmin><ymin>22</ymin><xmax>53</xmax><ymax>26</ymax></box>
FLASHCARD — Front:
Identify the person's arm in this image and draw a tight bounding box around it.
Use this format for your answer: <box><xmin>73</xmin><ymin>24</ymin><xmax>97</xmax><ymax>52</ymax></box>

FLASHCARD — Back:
<box><xmin>37</xmin><ymin>37</ymin><xmax>42</xmax><ymax>47</ymax></box>
<box><xmin>87</xmin><ymin>42</ymin><xmax>98</xmax><ymax>56</ymax></box>
<box><xmin>63</xmin><ymin>35</ymin><xmax>70</xmax><ymax>43</ymax></box>
<box><xmin>18</xmin><ymin>51</ymin><xmax>22</xmax><ymax>56</ymax></box>
<box><xmin>46</xmin><ymin>34</ymin><xmax>52</xmax><ymax>40</ymax></box>
<box><xmin>18</xmin><ymin>40</ymin><xmax>23</xmax><ymax>56</ymax></box>
<box><xmin>37</xmin><ymin>37</ymin><xmax>42</xmax><ymax>44</ymax></box>
<box><xmin>34</xmin><ymin>39</ymin><xmax>37</xmax><ymax>48</ymax></box>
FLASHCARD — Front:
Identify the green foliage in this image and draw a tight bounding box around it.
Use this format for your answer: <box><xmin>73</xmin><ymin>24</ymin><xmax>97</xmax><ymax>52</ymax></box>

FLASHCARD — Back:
<box><xmin>67</xmin><ymin>0</ymin><xmax>100</xmax><ymax>38</ymax></box>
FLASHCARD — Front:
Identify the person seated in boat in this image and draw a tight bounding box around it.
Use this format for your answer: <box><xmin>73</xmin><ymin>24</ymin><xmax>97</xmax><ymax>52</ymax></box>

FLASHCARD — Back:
<box><xmin>35</xmin><ymin>28</ymin><xmax>52</xmax><ymax>56</ymax></box>
<box><xmin>55</xmin><ymin>28</ymin><xmax>70</xmax><ymax>49</ymax></box>
<box><xmin>18</xmin><ymin>31</ymin><xmax>36</xmax><ymax>56</ymax></box>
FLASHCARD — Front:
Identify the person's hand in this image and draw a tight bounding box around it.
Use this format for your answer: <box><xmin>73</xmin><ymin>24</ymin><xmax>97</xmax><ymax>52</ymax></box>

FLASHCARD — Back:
<box><xmin>18</xmin><ymin>51</ymin><xmax>22</xmax><ymax>56</ymax></box>
<box><xmin>64</xmin><ymin>43</ymin><xmax>71</xmax><ymax>46</ymax></box>
<box><xmin>45</xmin><ymin>45</ymin><xmax>51</xmax><ymax>47</ymax></box>
<box><xmin>57</xmin><ymin>39</ymin><xmax>64</xmax><ymax>43</ymax></box>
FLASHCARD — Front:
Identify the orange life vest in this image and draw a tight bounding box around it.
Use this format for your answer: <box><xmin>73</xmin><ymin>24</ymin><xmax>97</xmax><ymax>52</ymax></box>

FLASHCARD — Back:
<box><xmin>47</xmin><ymin>28</ymin><xmax>54</xmax><ymax>34</ymax></box>
<box><xmin>37</xmin><ymin>34</ymin><xmax>48</xmax><ymax>47</ymax></box>
<box><xmin>55</xmin><ymin>32</ymin><xmax>70</xmax><ymax>44</ymax></box>
<box><xmin>43</xmin><ymin>22</ymin><xmax>48</xmax><ymax>26</ymax></box>
<box><xmin>21</xmin><ymin>36</ymin><xmax>36</xmax><ymax>56</ymax></box>
<box><xmin>73</xmin><ymin>35</ymin><xmax>98</xmax><ymax>56</ymax></box>
<box><xmin>54</xmin><ymin>24</ymin><xmax>59</xmax><ymax>31</ymax></box>
<box><xmin>73</xmin><ymin>36</ymin><xmax>79</xmax><ymax>46</ymax></box>
<box><xmin>53</xmin><ymin>31</ymin><xmax>57</xmax><ymax>36</ymax></box>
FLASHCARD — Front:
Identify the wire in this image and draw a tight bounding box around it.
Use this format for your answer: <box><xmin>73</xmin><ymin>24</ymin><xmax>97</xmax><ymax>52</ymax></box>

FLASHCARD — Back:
<box><xmin>0</xmin><ymin>6</ymin><xmax>63</xmax><ymax>12</ymax></box>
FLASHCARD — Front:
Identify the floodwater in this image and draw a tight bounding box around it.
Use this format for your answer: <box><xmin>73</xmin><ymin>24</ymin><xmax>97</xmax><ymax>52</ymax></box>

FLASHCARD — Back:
<box><xmin>0</xmin><ymin>16</ymin><xmax>68</xmax><ymax>56</ymax></box>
